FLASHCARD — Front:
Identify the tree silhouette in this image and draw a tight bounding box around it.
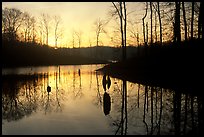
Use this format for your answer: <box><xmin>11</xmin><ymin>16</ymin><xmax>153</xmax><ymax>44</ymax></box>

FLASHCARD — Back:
<box><xmin>182</xmin><ymin>2</ymin><xmax>188</xmax><ymax>41</ymax></box>
<box><xmin>174</xmin><ymin>2</ymin><xmax>181</xmax><ymax>44</ymax></box>
<box><xmin>41</xmin><ymin>13</ymin><xmax>51</xmax><ymax>46</ymax></box>
<box><xmin>53</xmin><ymin>15</ymin><xmax>63</xmax><ymax>48</ymax></box>
<box><xmin>2</xmin><ymin>7</ymin><xmax>23</xmax><ymax>42</ymax></box>
<box><xmin>112</xmin><ymin>2</ymin><xmax>127</xmax><ymax>61</ymax></box>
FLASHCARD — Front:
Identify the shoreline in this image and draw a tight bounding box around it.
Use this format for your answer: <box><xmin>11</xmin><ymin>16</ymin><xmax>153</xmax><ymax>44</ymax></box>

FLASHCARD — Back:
<box><xmin>97</xmin><ymin>63</ymin><xmax>203</xmax><ymax>96</ymax></box>
<box><xmin>97</xmin><ymin>42</ymin><xmax>203</xmax><ymax>96</ymax></box>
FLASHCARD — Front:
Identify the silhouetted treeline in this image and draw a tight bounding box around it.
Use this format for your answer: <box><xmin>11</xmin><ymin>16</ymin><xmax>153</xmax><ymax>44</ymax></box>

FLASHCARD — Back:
<box><xmin>2</xmin><ymin>39</ymin><xmax>140</xmax><ymax>67</ymax></box>
<box><xmin>99</xmin><ymin>38</ymin><xmax>203</xmax><ymax>96</ymax></box>
<box><xmin>2</xmin><ymin>39</ymin><xmax>105</xmax><ymax>67</ymax></box>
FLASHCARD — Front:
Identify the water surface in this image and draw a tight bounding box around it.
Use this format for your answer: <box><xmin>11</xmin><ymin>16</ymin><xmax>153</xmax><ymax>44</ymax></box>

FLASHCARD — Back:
<box><xmin>2</xmin><ymin>65</ymin><xmax>203</xmax><ymax>135</ymax></box>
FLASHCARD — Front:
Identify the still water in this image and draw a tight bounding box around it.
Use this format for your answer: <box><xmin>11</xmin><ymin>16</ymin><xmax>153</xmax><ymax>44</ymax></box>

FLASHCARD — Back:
<box><xmin>2</xmin><ymin>65</ymin><xmax>203</xmax><ymax>135</ymax></box>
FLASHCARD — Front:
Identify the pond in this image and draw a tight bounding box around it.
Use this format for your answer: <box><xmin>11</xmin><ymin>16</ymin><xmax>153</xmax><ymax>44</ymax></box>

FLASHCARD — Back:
<box><xmin>2</xmin><ymin>64</ymin><xmax>203</xmax><ymax>135</ymax></box>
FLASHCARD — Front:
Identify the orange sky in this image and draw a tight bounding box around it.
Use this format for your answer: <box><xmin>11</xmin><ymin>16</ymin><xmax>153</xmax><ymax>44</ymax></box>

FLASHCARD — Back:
<box><xmin>2</xmin><ymin>2</ymin><xmax>146</xmax><ymax>48</ymax></box>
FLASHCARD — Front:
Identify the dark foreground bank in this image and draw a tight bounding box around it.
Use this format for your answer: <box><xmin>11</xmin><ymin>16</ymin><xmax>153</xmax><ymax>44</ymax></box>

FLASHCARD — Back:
<box><xmin>97</xmin><ymin>39</ymin><xmax>204</xmax><ymax>96</ymax></box>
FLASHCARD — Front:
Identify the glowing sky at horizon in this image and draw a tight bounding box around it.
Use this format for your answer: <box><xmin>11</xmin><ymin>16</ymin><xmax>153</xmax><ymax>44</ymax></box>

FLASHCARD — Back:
<box><xmin>2</xmin><ymin>2</ymin><xmax>146</xmax><ymax>48</ymax></box>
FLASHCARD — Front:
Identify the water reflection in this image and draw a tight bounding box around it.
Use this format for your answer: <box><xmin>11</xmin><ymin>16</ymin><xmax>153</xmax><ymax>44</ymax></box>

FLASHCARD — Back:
<box><xmin>102</xmin><ymin>74</ymin><xmax>112</xmax><ymax>116</ymax></box>
<box><xmin>2</xmin><ymin>74</ymin><xmax>41</xmax><ymax>122</ymax></box>
<box><xmin>114</xmin><ymin>80</ymin><xmax>128</xmax><ymax>135</ymax></box>
<box><xmin>2</xmin><ymin>65</ymin><xmax>204</xmax><ymax>135</ymax></box>
<box><xmin>102</xmin><ymin>74</ymin><xmax>111</xmax><ymax>91</ymax></box>
<box><xmin>103</xmin><ymin>92</ymin><xmax>111</xmax><ymax>116</ymax></box>
<box><xmin>106</xmin><ymin>78</ymin><xmax>203</xmax><ymax>135</ymax></box>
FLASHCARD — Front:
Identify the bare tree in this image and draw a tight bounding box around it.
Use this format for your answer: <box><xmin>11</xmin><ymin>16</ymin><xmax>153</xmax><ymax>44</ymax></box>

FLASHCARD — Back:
<box><xmin>31</xmin><ymin>17</ymin><xmax>37</xmax><ymax>43</ymax></box>
<box><xmin>38</xmin><ymin>20</ymin><xmax>44</xmax><ymax>45</ymax></box>
<box><xmin>157</xmin><ymin>2</ymin><xmax>162</xmax><ymax>45</ymax></box>
<box><xmin>128</xmin><ymin>20</ymin><xmax>139</xmax><ymax>46</ymax></box>
<box><xmin>198</xmin><ymin>2</ymin><xmax>203</xmax><ymax>39</ymax></box>
<box><xmin>22</xmin><ymin>12</ymin><xmax>33</xmax><ymax>42</ymax></box>
<box><xmin>112</xmin><ymin>2</ymin><xmax>127</xmax><ymax>61</ymax></box>
<box><xmin>174</xmin><ymin>2</ymin><xmax>181</xmax><ymax>44</ymax></box>
<box><xmin>2</xmin><ymin>7</ymin><xmax>23</xmax><ymax>41</ymax></box>
<box><xmin>72</xmin><ymin>29</ymin><xmax>75</xmax><ymax>48</ymax></box>
<box><xmin>150</xmin><ymin>2</ymin><xmax>153</xmax><ymax>45</ymax></box>
<box><xmin>191</xmin><ymin>2</ymin><xmax>195</xmax><ymax>39</ymax></box>
<box><xmin>142</xmin><ymin>2</ymin><xmax>148</xmax><ymax>46</ymax></box>
<box><xmin>89</xmin><ymin>36</ymin><xmax>92</xmax><ymax>47</ymax></box>
<box><xmin>53</xmin><ymin>15</ymin><xmax>62</xmax><ymax>48</ymax></box>
<box><xmin>124</xmin><ymin>2</ymin><xmax>127</xmax><ymax>59</ymax></box>
<box><xmin>152</xmin><ymin>2</ymin><xmax>162</xmax><ymax>45</ymax></box>
<box><xmin>146</xmin><ymin>22</ymin><xmax>148</xmax><ymax>44</ymax></box>
<box><xmin>110</xmin><ymin>27</ymin><xmax>121</xmax><ymax>47</ymax></box>
<box><xmin>41</xmin><ymin>13</ymin><xmax>51</xmax><ymax>46</ymax></box>
<box><xmin>74</xmin><ymin>29</ymin><xmax>83</xmax><ymax>48</ymax></box>
<box><xmin>94</xmin><ymin>18</ymin><xmax>106</xmax><ymax>47</ymax></box>
<box><xmin>154</xmin><ymin>6</ymin><xmax>157</xmax><ymax>43</ymax></box>
<box><xmin>182</xmin><ymin>2</ymin><xmax>188</xmax><ymax>41</ymax></box>
<box><xmin>160</xmin><ymin>2</ymin><xmax>175</xmax><ymax>42</ymax></box>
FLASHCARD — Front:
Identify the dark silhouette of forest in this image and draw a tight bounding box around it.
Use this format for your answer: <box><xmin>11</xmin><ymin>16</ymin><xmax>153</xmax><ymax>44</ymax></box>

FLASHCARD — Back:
<box><xmin>98</xmin><ymin>2</ymin><xmax>203</xmax><ymax>95</ymax></box>
<box><xmin>98</xmin><ymin>38</ymin><xmax>203</xmax><ymax>96</ymax></box>
<box><xmin>2</xmin><ymin>38</ymin><xmax>140</xmax><ymax>67</ymax></box>
<box><xmin>2</xmin><ymin>39</ymin><xmax>107</xmax><ymax>67</ymax></box>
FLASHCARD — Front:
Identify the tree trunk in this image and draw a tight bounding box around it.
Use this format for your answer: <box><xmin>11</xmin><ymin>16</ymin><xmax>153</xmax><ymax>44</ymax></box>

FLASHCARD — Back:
<box><xmin>150</xmin><ymin>2</ymin><xmax>153</xmax><ymax>45</ymax></box>
<box><xmin>123</xmin><ymin>2</ymin><xmax>127</xmax><ymax>60</ymax></box>
<box><xmin>174</xmin><ymin>2</ymin><xmax>181</xmax><ymax>44</ymax></box>
<box><xmin>55</xmin><ymin>28</ymin><xmax>57</xmax><ymax>48</ymax></box>
<box><xmin>146</xmin><ymin>22</ymin><xmax>148</xmax><ymax>45</ymax></box>
<box><xmin>142</xmin><ymin>2</ymin><xmax>148</xmax><ymax>46</ymax></box>
<box><xmin>182</xmin><ymin>2</ymin><xmax>187</xmax><ymax>41</ymax></box>
<box><xmin>157</xmin><ymin>2</ymin><xmax>162</xmax><ymax>45</ymax></box>
<box><xmin>155</xmin><ymin>9</ymin><xmax>157</xmax><ymax>43</ymax></box>
<box><xmin>198</xmin><ymin>2</ymin><xmax>203</xmax><ymax>39</ymax></box>
<box><xmin>202</xmin><ymin>2</ymin><xmax>204</xmax><ymax>39</ymax></box>
<box><xmin>46</xmin><ymin>32</ymin><xmax>48</xmax><ymax>46</ymax></box>
<box><xmin>191</xmin><ymin>2</ymin><xmax>194</xmax><ymax>40</ymax></box>
<box><xmin>119</xmin><ymin>2</ymin><xmax>125</xmax><ymax>61</ymax></box>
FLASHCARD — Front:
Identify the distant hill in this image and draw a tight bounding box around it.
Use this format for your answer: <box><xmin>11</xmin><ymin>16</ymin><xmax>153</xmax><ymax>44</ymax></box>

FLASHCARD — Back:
<box><xmin>2</xmin><ymin>40</ymin><xmax>139</xmax><ymax>67</ymax></box>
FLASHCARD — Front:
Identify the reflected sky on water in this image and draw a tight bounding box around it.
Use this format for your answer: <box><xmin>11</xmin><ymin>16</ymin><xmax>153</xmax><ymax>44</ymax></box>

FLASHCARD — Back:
<box><xmin>2</xmin><ymin>65</ymin><xmax>203</xmax><ymax>135</ymax></box>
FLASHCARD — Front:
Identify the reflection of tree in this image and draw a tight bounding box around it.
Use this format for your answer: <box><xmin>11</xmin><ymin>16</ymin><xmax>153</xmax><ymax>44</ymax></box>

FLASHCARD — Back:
<box><xmin>2</xmin><ymin>72</ymin><xmax>67</xmax><ymax>122</ymax></box>
<box><xmin>45</xmin><ymin>91</ymin><xmax>51</xmax><ymax>115</ymax></box>
<box><xmin>158</xmin><ymin>88</ymin><xmax>163</xmax><ymax>135</ymax></box>
<box><xmin>73</xmin><ymin>69</ymin><xmax>76</xmax><ymax>92</ymax></box>
<box><xmin>142</xmin><ymin>86</ymin><xmax>166</xmax><ymax>135</ymax></box>
<box><xmin>43</xmin><ymin>73</ymin><xmax>54</xmax><ymax>114</ymax></box>
<box><xmin>95</xmin><ymin>72</ymin><xmax>102</xmax><ymax>106</ymax></box>
<box><xmin>137</xmin><ymin>84</ymin><xmax>140</xmax><ymax>108</ymax></box>
<box><xmin>55</xmin><ymin>71</ymin><xmax>62</xmax><ymax>112</ymax></box>
<box><xmin>71</xmin><ymin>67</ymin><xmax>83</xmax><ymax>100</ymax></box>
<box><xmin>2</xmin><ymin>75</ymin><xmax>40</xmax><ymax>122</ymax></box>
<box><xmin>171</xmin><ymin>91</ymin><xmax>203</xmax><ymax>135</ymax></box>
<box><xmin>114</xmin><ymin>80</ymin><xmax>127</xmax><ymax>135</ymax></box>
<box><xmin>2</xmin><ymin>67</ymin><xmax>203</xmax><ymax>135</ymax></box>
<box><xmin>173</xmin><ymin>91</ymin><xmax>181</xmax><ymax>135</ymax></box>
<box><xmin>2</xmin><ymin>79</ymin><xmax>23</xmax><ymax>121</ymax></box>
<box><xmin>197</xmin><ymin>95</ymin><xmax>204</xmax><ymax>135</ymax></box>
<box><xmin>89</xmin><ymin>66</ymin><xmax>93</xmax><ymax>89</ymax></box>
<box><xmin>107</xmin><ymin>77</ymin><xmax>203</xmax><ymax>135</ymax></box>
